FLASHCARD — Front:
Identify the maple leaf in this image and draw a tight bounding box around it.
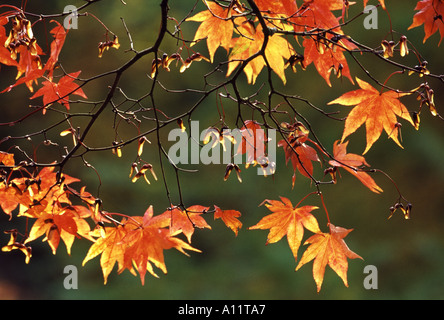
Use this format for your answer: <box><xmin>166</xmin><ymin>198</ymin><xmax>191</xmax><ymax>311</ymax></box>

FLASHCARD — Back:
<box><xmin>0</xmin><ymin>151</ymin><xmax>14</xmax><ymax>166</ymax></box>
<box><xmin>291</xmin><ymin>1</ymin><xmax>356</xmax><ymax>86</ymax></box>
<box><xmin>214</xmin><ymin>205</ymin><xmax>242</xmax><ymax>236</ymax></box>
<box><xmin>254</xmin><ymin>0</ymin><xmax>298</xmax><ymax>17</ymax></box>
<box><xmin>82</xmin><ymin>224</ymin><xmax>128</xmax><ymax>284</ymax></box>
<box><xmin>249</xmin><ymin>197</ymin><xmax>320</xmax><ymax>262</ymax></box>
<box><xmin>83</xmin><ymin>206</ymin><xmax>201</xmax><ymax>285</ymax></box>
<box><xmin>236</xmin><ymin>120</ymin><xmax>267</xmax><ymax>166</ymax></box>
<box><xmin>296</xmin><ymin>223</ymin><xmax>363</xmax><ymax>292</ymax></box>
<box><xmin>302</xmin><ymin>37</ymin><xmax>354</xmax><ymax>87</ymax></box>
<box><xmin>0</xmin><ymin>16</ymin><xmax>19</xmax><ymax>68</ymax></box>
<box><xmin>24</xmin><ymin>206</ymin><xmax>93</xmax><ymax>255</ymax></box>
<box><xmin>278</xmin><ymin>123</ymin><xmax>321</xmax><ymax>186</ymax></box>
<box><xmin>120</xmin><ymin>206</ymin><xmax>200</xmax><ymax>285</ymax></box>
<box><xmin>187</xmin><ymin>1</ymin><xmax>236</xmax><ymax>62</ymax></box>
<box><xmin>328</xmin><ymin>77</ymin><xmax>414</xmax><ymax>154</ymax></box>
<box><xmin>408</xmin><ymin>0</ymin><xmax>444</xmax><ymax>45</ymax></box>
<box><xmin>226</xmin><ymin>22</ymin><xmax>294</xmax><ymax>84</ymax></box>
<box><xmin>329</xmin><ymin>140</ymin><xmax>383</xmax><ymax>193</ymax></box>
<box><xmin>44</xmin><ymin>20</ymin><xmax>67</xmax><ymax>77</ymax></box>
<box><xmin>159</xmin><ymin>205</ymin><xmax>212</xmax><ymax>243</ymax></box>
<box><xmin>30</xmin><ymin>71</ymin><xmax>87</xmax><ymax>114</ymax></box>
<box><xmin>0</xmin><ymin>180</ymin><xmax>30</xmax><ymax>218</ymax></box>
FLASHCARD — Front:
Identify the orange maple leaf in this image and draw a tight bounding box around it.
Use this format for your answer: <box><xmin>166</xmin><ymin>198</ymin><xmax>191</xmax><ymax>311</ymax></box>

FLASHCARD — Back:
<box><xmin>0</xmin><ymin>180</ymin><xmax>30</xmax><ymax>218</ymax></box>
<box><xmin>83</xmin><ymin>206</ymin><xmax>201</xmax><ymax>285</ymax></box>
<box><xmin>409</xmin><ymin>0</ymin><xmax>444</xmax><ymax>44</ymax></box>
<box><xmin>0</xmin><ymin>16</ymin><xmax>18</xmax><ymax>68</ymax></box>
<box><xmin>254</xmin><ymin>0</ymin><xmax>298</xmax><ymax>17</ymax></box>
<box><xmin>120</xmin><ymin>206</ymin><xmax>200</xmax><ymax>285</ymax></box>
<box><xmin>24</xmin><ymin>206</ymin><xmax>93</xmax><ymax>255</ymax></box>
<box><xmin>30</xmin><ymin>71</ymin><xmax>87</xmax><ymax>114</ymax></box>
<box><xmin>296</xmin><ymin>223</ymin><xmax>363</xmax><ymax>292</ymax></box>
<box><xmin>329</xmin><ymin>140</ymin><xmax>383</xmax><ymax>193</ymax></box>
<box><xmin>186</xmin><ymin>1</ymin><xmax>236</xmax><ymax>62</ymax></box>
<box><xmin>214</xmin><ymin>205</ymin><xmax>242</xmax><ymax>236</ymax></box>
<box><xmin>328</xmin><ymin>77</ymin><xmax>414</xmax><ymax>154</ymax></box>
<box><xmin>82</xmin><ymin>224</ymin><xmax>128</xmax><ymax>284</ymax></box>
<box><xmin>278</xmin><ymin>123</ymin><xmax>321</xmax><ymax>186</ymax></box>
<box><xmin>160</xmin><ymin>205</ymin><xmax>212</xmax><ymax>243</ymax></box>
<box><xmin>226</xmin><ymin>22</ymin><xmax>294</xmax><ymax>84</ymax></box>
<box><xmin>249</xmin><ymin>197</ymin><xmax>320</xmax><ymax>262</ymax></box>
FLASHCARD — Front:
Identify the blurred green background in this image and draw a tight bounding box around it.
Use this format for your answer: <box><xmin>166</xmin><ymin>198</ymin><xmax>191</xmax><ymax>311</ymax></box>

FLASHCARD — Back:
<box><xmin>0</xmin><ymin>0</ymin><xmax>443</xmax><ymax>300</ymax></box>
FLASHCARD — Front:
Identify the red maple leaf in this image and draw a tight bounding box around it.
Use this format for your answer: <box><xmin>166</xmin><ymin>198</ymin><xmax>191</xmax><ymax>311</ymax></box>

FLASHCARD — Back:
<box><xmin>44</xmin><ymin>20</ymin><xmax>67</xmax><ymax>76</ymax></box>
<box><xmin>409</xmin><ymin>0</ymin><xmax>444</xmax><ymax>44</ymax></box>
<box><xmin>236</xmin><ymin>120</ymin><xmax>267</xmax><ymax>166</ymax></box>
<box><xmin>30</xmin><ymin>71</ymin><xmax>87</xmax><ymax>114</ymax></box>
<box><xmin>278</xmin><ymin>123</ymin><xmax>321</xmax><ymax>186</ymax></box>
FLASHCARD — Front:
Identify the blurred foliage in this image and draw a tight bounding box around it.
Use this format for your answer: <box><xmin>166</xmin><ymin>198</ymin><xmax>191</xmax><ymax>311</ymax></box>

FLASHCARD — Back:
<box><xmin>0</xmin><ymin>0</ymin><xmax>443</xmax><ymax>300</ymax></box>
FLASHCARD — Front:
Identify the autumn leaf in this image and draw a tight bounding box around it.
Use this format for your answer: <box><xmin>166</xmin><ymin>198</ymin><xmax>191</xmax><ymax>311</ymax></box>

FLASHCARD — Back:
<box><xmin>44</xmin><ymin>20</ymin><xmax>67</xmax><ymax>77</ymax></box>
<box><xmin>328</xmin><ymin>77</ymin><xmax>414</xmax><ymax>154</ymax></box>
<box><xmin>83</xmin><ymin>206</ymin><xmax>201</xmax><ymax>285</ymax></box>
<box><xmin>302</xmin><ymin>37</ymin><xmax>354</xmax><ymax>87</ymax></box>
<box><xmin>30</xmin><ymin>71</ymin><xmax>87</xmax><ymax>114</ymax></box>
<box><xmin>0</xmin><ymin>180</ymin><xmax>30</xmax><ymax>218</ymax></box>
<box><xmin>254</xmin><ymin>0</ymin><xmax>298</xmax><ymax>17</ymax></box>
<box><xmin>409</xmin><ymin>0</ymin><xmax>444</xmax><ymax>45</ymax></box>
<box><xmin>187</xmin><ymin>1</ymin><xmax>236</xmax><ymax>62</ymax></box>
<box><xmin>0</xmin><ymin>17</ymin><xmax>19</xmax><ymax>68</ymax></box>
<box><xmin>214</xmin><ymin>205</ymin><xmax>242</xmax><ymax>236</ymax></box>
<box><xmin>160</xmin><ymin>205</ymin><xmax>211</xmax><ymax>243</ymax></box>
<box><xmin>1</xmin><ymin>20</ymin><xmax>66</xmax><ymax>93</ymax></box>
<box><xmin>291</xmin><ymin>1</ymin><xmax>356</xmax><ymax>86</ymax></box>
<box><xmin>296</xmin><ymin>223</ymin><xmax>363</xmax><ymax>292</ymax></box>
<box><xmin>82</xmin><ymin>224</ymin><xmax>128</xmax><ymax>284</ymax></box>
<box><xmin>226</xmin><ymin>22</ymin><xmax>294</xmax><ymax>84</ymax></box>
<box><xmin>329</xmin><ymin>140</ymin><xmax>383</xmax><ymax>193</ymax></box>
<box><xmin>120</xmin><ymin>206</ymin><xmax>200</xmax><ymax>285</ymax></box>
<box><xmin>278</xmin><ymin>122</ymin><xmax>321</xmax><ymax>186</ymax></box>
<box><xmin>0</xmin><ymin>151</ymin><xmax>14</xmax><ymax>167</ymax></box>
<box><xmin>24</xmin><ymin>206</ymin><xmax>93</xmax><ymax>255</ymax></box>
<box><xmin>249</xmin><ymin>197</ymin><xmax>320</xmax><ymax>262</ymax></box>
<box><xmin>2</xmin><ymin>15</ymin><xmax>44</xmax><ymax>91</ymax></box>
<box><xmin>236</xmin><ymin>120</ymin><xmax>267</xmax><ymax>166</ymax></box>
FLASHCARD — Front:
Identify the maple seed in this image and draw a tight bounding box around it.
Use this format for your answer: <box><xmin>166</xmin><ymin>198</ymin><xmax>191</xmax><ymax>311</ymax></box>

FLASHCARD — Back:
<box><xmin>399</xmin><ymin>36</ymin><xmax>409</xmax><ymax>57</ymax></box>
<box><xmin>177</xmin><ymin>118</ymin><xmax>186</xmax><ymax>132</ymax></box>
<box><xmin>112</xmin><ymin>141</ymin><xmax>122</xmax><ymax>157</ymax></box>
<box><xmin>381</xmin><ymin>40</ymin><xmax>395</xmax><ymax>58</ymax></box>
<box><xmin>98</xmin><ymin>35</ymin><xmax>120</xmax><ymax>58</ymax></box>
<box><xmin>224</xmin><ymin>163</ymin><xmax>242</xmax><ymax>183</ymax></box>
<box><xmin>412</xmin><ymin>112</ymin><xmax>420</xmax><ymax>130</ymax></box>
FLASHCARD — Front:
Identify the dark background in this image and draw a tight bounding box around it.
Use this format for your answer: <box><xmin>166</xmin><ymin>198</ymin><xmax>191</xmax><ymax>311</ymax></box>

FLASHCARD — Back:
<box><xmin>0</xmin><ymin>0</ymin><xmax>443</xmax><ymax>299</ymax></box>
